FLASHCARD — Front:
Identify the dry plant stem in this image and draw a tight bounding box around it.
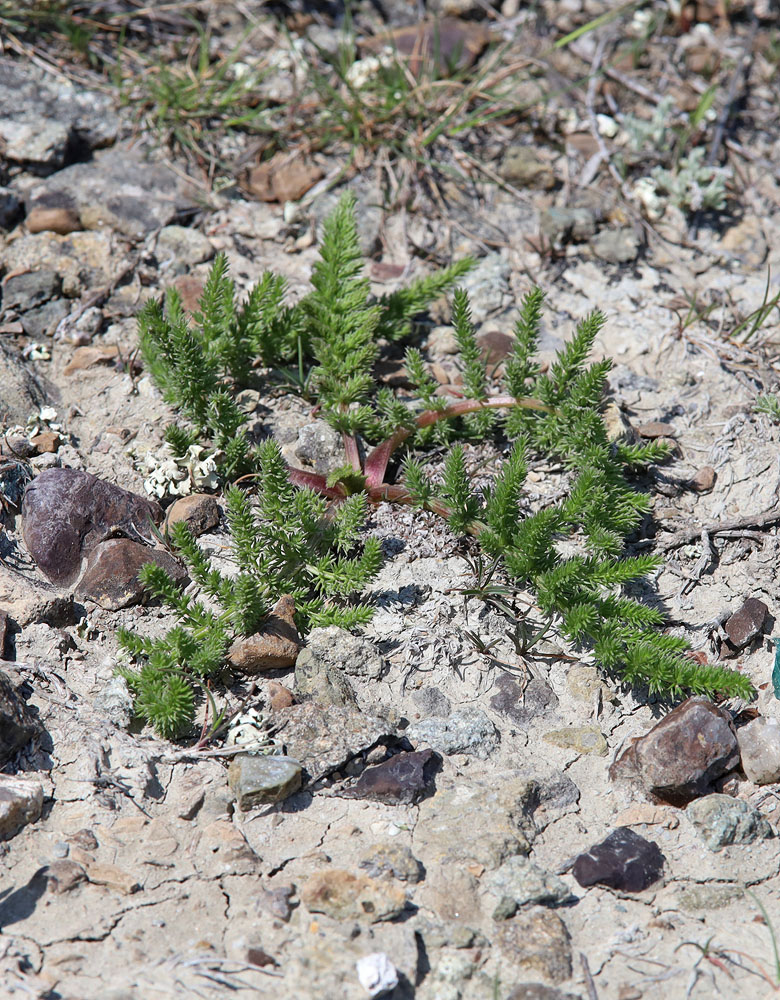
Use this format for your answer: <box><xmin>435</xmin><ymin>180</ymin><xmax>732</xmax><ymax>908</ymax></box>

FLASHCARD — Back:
<box><xmin>658</xmin><ymin>505</ymin><xmax>780</xmax><ymax>551</ymax></box>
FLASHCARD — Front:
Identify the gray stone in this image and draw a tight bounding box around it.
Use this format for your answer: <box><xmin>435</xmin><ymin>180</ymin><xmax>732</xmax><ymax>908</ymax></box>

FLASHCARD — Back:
<box><xmin>455</xmin><ymin>254</ymin><xmax>511</xmax><ymax>324</ymax></box>
<box><xmin>19</xmin><ymin>298</ymin><xmax>70</xmax><ymax>339</ymax></box>
<box><xmin>507</xmin><ymin>985</ymin><xmax>582</xmax><ymax>1000</ymax></box>
<box><xmin>276</xmin><ymin>701</ymin><xmax>397</xmax><ymax>779</ymax></box>
<box><xmin>294</xmin><ymin>421</ymin><xmax>345</xmax><ymax>475</ymax></box>
<box><xmin>485</xmin><ymin>856</ymin><xmax>573</xmax><ymax>918</ymax></box>
<box><xmin>0</xmin><ymin>56</ymin><xmax>118</xmax><ymax>166</ymax></box>
<box><xmin>0</xmin><ymin>773</ymin><xmax>43</xmax><ymax>839</ymax></box>
<box><xmin>27</xmin><ymin>144</ymin><xmax>197</xmax><ymax>241</ymax></box>
<box><xmin>0</xmin><ymin>669</ymin><xmax>40</xmax><ymax>766</ymax></box>
<box><xmin>540</xmin><ymin>206</ymin><xmax>598</xmax><ymax>245</ymax></box>
<box><xmin>156</xmin><ymin>225</ymin><xmax>214</xmax><ymax>273</ymax></box>
<box><xmin>406</xmin><ymin>707</ymin><xmax>498</xmax><ymax>758</ymax></box>
<box><xmin>0</xmin><ymin>340</ymin><xmax>49</xmax><ymax>426</ymax></box>
<box><xmin>296</xmin><ymin>626</ymin><xmax>385</xmax><ymax>689</ymax></box>
<box><xmin>738</xmin><ymin>716</ymin><xmax>780</xmax><ymax>784</ymax></box>
<box><xmin>2</xmin><ymin>269</ymin><xmax>61</xmax><ymax>312</ymax></box>
<box><xmin>686</xmin><ymin>793</ymin><xmax>774</xmax><ymax>851</ymax></box>
<box><xmin>591</xmin><ymin>227</ymin><xmax>641</xmax><ymax>264</ymax></box>
<box><xmin>675</xmin><ymin>882</ymin><xmax>744</xmax><ymax>912</ymax></box>
<box><xmin>228</xmin><ymin>754</ymin><xmax>302</xmax><ymax>810</ymax></box>
<box><xmin>411</xmin><ymin>686</ymin><xmax>451</xmax><ymax>717</ymax></box>
<box><xmin>294</xmin><ymin>651</ymin><xmax>358</xmax><ymax>708</ymax></box>
<box><xmin>413</xmin><ymin>775</ymin><xmax>538</xmax><ymax>870</ymax></box>
<box><xmin>500</xmin><ymin>145</ymin><xmax>555</xmax><ymax>190</ymax></box>
<box><xmin>93</xmin><ymin>675</ymin><xmax>134</xmax><ymax>730</ymax></box>
<box><xmin>490</xmin><ymin>673</ymin><xmax>557</xmax><ymax>726</ymax></box>
<box><xmin>359</xmin><ymin>843</ymin><xmax>423</xmax><ymax>882</ymax></box>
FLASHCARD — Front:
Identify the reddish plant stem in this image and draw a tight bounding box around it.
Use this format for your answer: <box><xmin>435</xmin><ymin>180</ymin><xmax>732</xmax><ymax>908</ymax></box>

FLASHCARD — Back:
<box><xmin>364</xmin><ymin>395</ymin><xmax>554</xmax><ymax>488</ymax></box>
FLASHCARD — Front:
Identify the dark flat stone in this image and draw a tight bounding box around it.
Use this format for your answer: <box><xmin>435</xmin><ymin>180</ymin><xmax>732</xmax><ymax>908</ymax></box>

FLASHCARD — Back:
<box><xmin>572</xmin><ymin>827</ymin><xmax>664</xmax><ymax>892</ymax></box>
<box><xmin>77</xmin><ymin>538</ymin><xmax>187</xmax><ymax>610</ymax></box>
<box><xmin>346</xmin><ymin>749</ymin><xmax>439</xmax><ymax>804</ymax></box>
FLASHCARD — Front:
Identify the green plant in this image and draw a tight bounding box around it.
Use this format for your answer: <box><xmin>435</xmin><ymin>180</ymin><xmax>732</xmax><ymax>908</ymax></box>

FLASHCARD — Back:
<box><xmin>755</xmin><ymin>394</ymin><xmax>780</xmax><ymax>422</ymax></box>
<box><xmin>652</xmin><ymin>147</ymin><xmax>728</xmax><ymax>212</ymax></box>
<box><xmin>117</xmin><ymin>440</ymin><xmax>381</xmax><ymax>737</ymax></box>
<box><xmin>125</xmin><ymin>192</ymin><xmax>753</xmax><ymax>739</ymax></box>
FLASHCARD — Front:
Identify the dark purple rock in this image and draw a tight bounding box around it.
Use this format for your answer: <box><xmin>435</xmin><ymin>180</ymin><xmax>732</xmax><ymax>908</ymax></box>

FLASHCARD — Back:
<box><xmin>609</xmin><ymin>697</ymin><xmax>739</xmax><ymax>805</ymax></box>
<box><xmin>491</xmin><ymin>674</ymin><xmax>558</xmax><ymax>726</ymax></box>
<box><xmin>346</xmin><ymin>749</ymin><xmax>439</xmax><ymax>804</ymax></box>
<box><xmin>22</xmin><ymin>468</ymin><xmax>163</xmax><ymax>586</ymax></box>
<box><xmin>724</xmin><ymin>598</ymin><xmax>768</xmax><ymax>648</ymax></box>
<box><xmin>572</xmin><ymin>827</ymin><xmax>664</xmax><ymax>892</ymax></box>
<box><xmin>0</xmin><ymin>669</ymin><xmax>41</xmax><ymax>766</ymax></box>
<box><xmin>76</xmin><ymin>538</ymin><xmax>187</xmax><ymax>610</ymax></box>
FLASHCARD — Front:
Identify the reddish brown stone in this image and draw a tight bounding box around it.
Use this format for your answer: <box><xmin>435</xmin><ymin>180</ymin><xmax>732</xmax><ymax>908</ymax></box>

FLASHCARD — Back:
<box><xmin>689</xmin><ymin>466</ymin><xmax>716</xmax><ymax>492</ymax></box>
<box><xmin>30</xmin><ymin>430</ymin><xmax>60</xmax><ymax>453</ymax></box>
<box><xmin>76</xmin><ymin>538</ymin><xmax>187</xmax><ymax>610</ymax></box>
<box><xmin>637</xmin><ymin>421</ymin><xmax>675</xmax><ymax>439</ymax></box>
<box><xmin>165</xmin><ymin>493</ymin><xmax>220</xmax><ymax>537</ymax></box>
<box><xmin>724</xmin><ymin>598</ymin><xmax>768</xmax><ymax>649</ymax></box>
<box><xmin>227</xmin><ymin>595</ymin><xmax>302</xmax><ymax>673</ymax></box>
<box><xmin>609</xmin><ymin>697</ymin><xmax>739</xmax><ymax>805</ymax></box>
<box><xmin>22</xmin><ymin>468</ymin><xmax>163</xmax><ymax>586</ymax></box>
<box><xmin>478</xmin><ymin>330</ymin><xmax>516</xmax><ymax>366</ymax></box>
<box><xmin>267</xmin><ymin>680</ymin><xmax>295</xmax><ymax>710</ymax></box>
<box><xmin>346</xmin><ymin>749</ymin><xmax>439</xmax><ymax>805</ymax></box>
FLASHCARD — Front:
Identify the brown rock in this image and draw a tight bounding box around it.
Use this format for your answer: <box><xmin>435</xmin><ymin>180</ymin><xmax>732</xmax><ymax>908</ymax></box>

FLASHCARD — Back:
<box><xmin>345</xmin><ymin>749</ymin><xmax>439</xmax><ymax>804</ymax></box>
<box><xmin>689</xmin><ymin>466</ymin><xmax>716</xmax><ymax>492</ymax></box>
<box><xmin>46</xmin><ymin>860</ymin><xmax>87</xmax><ymax>893</ymax></box>
<box><xmin>246</xmin><ymin>151</ymin><xmax>324</xmax><ymax>204</ymax></box>
<box><xmin>300</xmin><ymin>869</ymin><xmax>407</xmax><ymax>922</ymax></box>
<box><xmin>478</xmin><ymin>330</ymin><xmax>515</xmax><ymax>366</ymax></box>
<box><xmin>497</xmin><ymin>908</ymin><xmax>573</xmax><ymax>984</ymax></box>
<box><xmin>76</xmin><ymin>538</ymin><xmax>188</xmax><ymax>610</ymax></box>
<box><xmin>267</xmin><ymin>680</ymin><xmax>295</xmax><ymax>710</ymax></box>
<box><xmin>26</xmin><ymin>205</ymin><xmax>82</xmax><ymax>235</ymax></box>
<box><xmin>637</xmin><ymin>421</ymin><xmax>675</xmax><ymax>439</ymax></box>
<box><xmin>62</xmin><ymin>344</ymin><xmax>119</xmax><ymax>375</ymax></box>
<box><xmin>22</xmin><ymin>467</ymin><xmax>163</xmax><ymax>586</ymax></box>
<box><xmin>609</xmin><ymin>697</ymin><xmax>739</xmax><ymax>805</ymax></box>
<box><xmin>85</xmin><ymin>862</ymin><xmax>141</xmax><ymax>894</ymax></box>
<box><xmin>723</xmin><ymin>598</ymin><xmax>768</xmax><ymax>649</ymax></box>
<box><xmin>227</xmin><ymin>595</ymin><xmax>302</xmax><ymax>672</ymax></box>
<box><xmin>30</xmin><ymin>430</ymin><xmax>60</xmax><ymax>453</ymax></box>
<box><xmin>165</xmin><ymin>493</ymin><xmax>220</xmax><ymax>537</ymax></box>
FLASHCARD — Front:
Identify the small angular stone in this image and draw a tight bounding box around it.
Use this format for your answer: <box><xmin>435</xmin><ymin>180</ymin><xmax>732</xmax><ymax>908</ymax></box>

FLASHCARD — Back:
<box><xmin>406</xmin><ymin>707</ymin><xmax>498</xmax><ymax>759</ymax></box>
<box><xmin>686</xmin><ymin>793</ymin><xmax>774</xmax><ymax>851</ymax></box>
<box><xmin>609</xmin><ymin>696</ymin><xmax>739</xmax><ymax>804</ymax></box>
<box><xmin>359</xmin><ymin>843</ymin><xmax>423</xmax><ymax>883</ymax></box>
<box><xmin>478</xmin><ymin>330</ymin><xmax>515</xmax><ymax>365</ymax></box>
<box><xmin>0</xmin><ymin>669</ymin><xmax>41</xmax><ymax>766</ymax></box>
<box><xmin>355</xmin><ymin>952</ymin><xmax>398</xmax><ymax>997</ymax></box>
<box><xmin>689</xmin><ymin>466</ymin><xmax>716</xmax><ymax>492</ymax></box>
<box><xmin>572</xmin><ymin>827</ymin><xmax>664</xmax><ymax>892</ymax></box>
<box><xmin>46</xmin><ymin>860</ymin><xmax>87</xmax><ymax>893</ymax></box>
<box><xmin>637</xmin><ymin>421</ymin><xmax>675</xmax><ymax>439</ymax></box>
<box><xmin>300</xmin><ymin>869</ymin><xmax>407</xmax><ymax>922</ymax></box>
<box><xmin>165</xmin><ymin>493</ymin><xmax>219</xmax><ymax>537</ymax></box>
<box><xmin>22</xmin><ymin>467</ymin><xmax>162</xmax><ymax>586</ymax></box>
<box><xmin>724</xmin><ymin>598</ymin><xmax>768</xmax><ymax>648</ymax></box>
<box><xmin>228</xmin><ymin>754</ymin><xmax>302</xmax><ymax>810</ymax></box>
<box><xmin>77</xmin><ymin>538</ymin><xmax>187</xmax><ymax>610</ymax></box>
<box><xmin>497</xmin><ymin>908</ymin><xmax>573</xmax><ymax>984</ymax></box>
<box><xmin>0</xmin><ymin>773</ymin><xmax>44</xmax><ymax>840</ymax></box>
<box><xmin>85</xmin><ymin>863</ymin><xmax>140</xmax><ymax>894</ymax></box>
<box><xmin>266</xmin><ymin>680</ymin><xmax>295</xmax><ymax>710</ymax></box>
<box><xmin>490</xmin><ymin>674</ymin><xmax>557</xmax><ymax>726</ymax></box>
<box><xmin>26</xmin><ymin>205</ymin><xmax>82</xmax><ymax>235</ymax></box>
<box><xmin>543</xmin><ymin>725</ymin><xmax>607</xmax><ymax>756</ymax></box>
<box><xmin>738</xmin><ymin>716</ymin><xmax>780</xmax><ymax>784</ymax></box>
<box><xmin>346</xmin><ymin>750</ymin><xmax>439</xmax><ymax>805</ymax></box>
<box><xmin>227</xmin><ymin>595</ymin><xmax>302</xmax><ymax>673</ymax></box>
<box><xmin>485</xmin><ymin>856</ymin><xmax>573</xmax><ymax>917</ymax></box>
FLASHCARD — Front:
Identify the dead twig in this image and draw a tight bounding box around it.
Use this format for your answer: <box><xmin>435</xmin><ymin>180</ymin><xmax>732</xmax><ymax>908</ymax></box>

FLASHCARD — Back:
<box><xmin>658</xmin><ymin>507</ymin><xmax>780</xmax><ymax>551</ymax></box>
